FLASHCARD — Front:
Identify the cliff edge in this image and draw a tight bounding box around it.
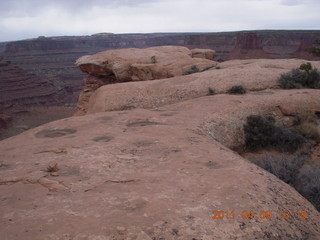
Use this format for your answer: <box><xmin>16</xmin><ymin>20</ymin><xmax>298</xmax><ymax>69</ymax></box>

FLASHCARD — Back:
<box><xmin>1</xmin><ymin>47</ymin><xmax>320</xmax><ymax>239</ymax></box>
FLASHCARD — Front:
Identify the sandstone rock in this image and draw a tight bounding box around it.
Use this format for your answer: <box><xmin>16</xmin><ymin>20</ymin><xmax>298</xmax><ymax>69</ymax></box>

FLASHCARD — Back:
<box><xmin>82</xmin><ymin>59</ymin><xmax>320</xmax><ymax>115</ymax></box>
<box><xmin>75</xmin><ymin>46</ymin><xmax>215</xmax><ymax>81</ymax></box>
<box><xmin>191</xmin><ymin>48</ymin><xmax>216</xmax><ymax>60</ymax></box>
<box><xmin>1</xmin><ymin>87</ymin><xmax>320</xmax><ymax>239</ymax></box>
<box><xmin>2</xmin><ymin>31</ymin><xmax>320</xmax><ymax>140</ymax></box>
<box><xmin>75</xmin><ymin>46</ymin><xmax>217</xmax><ymax>115</ymax></box>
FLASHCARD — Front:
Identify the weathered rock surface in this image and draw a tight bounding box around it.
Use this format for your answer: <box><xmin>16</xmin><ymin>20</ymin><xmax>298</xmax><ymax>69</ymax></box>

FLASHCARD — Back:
<box><xmin>76</xmin><ymin>46</ymin><xmax>216</xmax><ymax>81</ymax></box>
<box><xmin>191</xmin><ymin>48</ymin><xmax>216</xmax><ymax>60</ymax></box>
<box><xmin>77</xmin><ymin>58</ymin><xmax>320</xmax><ymax>116</ymax></box>
<box><xmin>1</xmin><ymin>30</ymin><xmax>320</xmax><ymax>139</ymax></box>
<box><xmin>1</xmin><ymin>86</ymin><xmax>320</xmax><ymax>239</ymax></box>
<box><xmin>75</xmin><ymin>46</ymin><xmax>217</xmax><ymax>115</ymax></box>
<box><xmin>1</xmin><ymin>55</ymin><xmax>320</xmax><ymax>239</ymax></box>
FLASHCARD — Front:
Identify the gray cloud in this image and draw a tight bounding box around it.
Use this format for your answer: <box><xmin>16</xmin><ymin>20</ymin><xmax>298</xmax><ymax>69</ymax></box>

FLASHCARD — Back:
<box><xmin>0</xmin><ymin>0</ymin><xmax>319</xmax><ymax>42</ymax></box>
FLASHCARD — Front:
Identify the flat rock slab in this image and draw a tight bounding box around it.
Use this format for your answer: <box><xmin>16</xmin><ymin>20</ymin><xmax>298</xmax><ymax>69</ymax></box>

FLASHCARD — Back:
<box><xmin>1</xmin><ymin>89</ymin><xmax>320</xmax><ymax>239</ymax></box>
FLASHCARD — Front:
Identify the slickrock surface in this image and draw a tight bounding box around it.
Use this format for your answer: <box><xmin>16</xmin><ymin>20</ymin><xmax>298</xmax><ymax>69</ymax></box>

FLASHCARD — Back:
<box><xmin>1</xmin><ymin>88</ymin><xmax>320</xmax><ymax>240</ymax></box>
<box><xmin>75</xmin><ymin>46</ymin><xmax>217</xmax><ymax>115</ymax></box>
<box><xmin>76</xmin><ymin>55</ymin><xmax>320</xmax><ymax>115</ymax></box>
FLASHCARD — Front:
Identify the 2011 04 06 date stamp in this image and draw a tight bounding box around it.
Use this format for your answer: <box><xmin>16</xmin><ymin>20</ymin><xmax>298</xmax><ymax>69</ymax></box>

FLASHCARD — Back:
<box><xmin>211</xmin><ymin>210</ymin><xmax>308</xmax><ymax>220</ymax></box>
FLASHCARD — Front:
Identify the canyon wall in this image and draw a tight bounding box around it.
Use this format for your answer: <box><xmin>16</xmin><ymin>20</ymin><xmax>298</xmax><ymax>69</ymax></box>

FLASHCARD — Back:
<box><xmin>1</xmin><ymin>30</ymin><xmax>319</xmax><ymax>139</ymax></box>
<box><xmin>1</xmin><ymin>30</ymin><xmax>320</xmax><ymax>108</ymax></box>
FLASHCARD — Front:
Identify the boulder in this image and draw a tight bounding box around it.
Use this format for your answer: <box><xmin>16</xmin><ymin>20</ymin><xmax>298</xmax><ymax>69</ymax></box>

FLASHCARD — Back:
<box><xmin>191</xmin><ymin>48</ymin><xmax>216</xmax><ymax>60</ymax></box>
<box><xmin>76</xmin><ymin>46</ymin><xmax>216</xmax><ymax>81</ymax></box>
<box><xmin>75</xmin><ymin>46</ymin><xmax>217</xmax><ymax>115</ymax></box>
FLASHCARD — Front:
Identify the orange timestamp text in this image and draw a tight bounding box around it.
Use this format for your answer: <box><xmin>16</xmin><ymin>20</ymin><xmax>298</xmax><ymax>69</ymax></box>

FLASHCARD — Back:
<box><xmin>211</xmin><ymin>210</ymin><xmax>308</xmax><ymax>220</ymax></box>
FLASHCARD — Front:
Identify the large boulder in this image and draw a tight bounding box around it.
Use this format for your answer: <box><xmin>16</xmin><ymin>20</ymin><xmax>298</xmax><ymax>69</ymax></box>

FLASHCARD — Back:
<box><xmin>76</xmin><ymin>46</ymin><xmax>216</xmax><ymax>81</ymax></box>
<box><xmin>74</xmin><ymin>46</ymin><xmax>217</xmax><ymax>115</ymax></box>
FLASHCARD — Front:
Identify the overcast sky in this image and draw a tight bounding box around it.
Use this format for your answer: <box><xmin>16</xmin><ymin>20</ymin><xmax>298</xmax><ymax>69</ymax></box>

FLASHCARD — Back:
<box><xmin>0</xmin><ymin>0</ymin><xmax>319</xmax><ymax>42</ymax></box>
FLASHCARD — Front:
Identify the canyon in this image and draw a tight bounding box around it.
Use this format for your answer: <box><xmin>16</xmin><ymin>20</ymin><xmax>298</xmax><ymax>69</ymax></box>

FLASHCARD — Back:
<box><xmin>0</xmin><ymin>30</ymin><xmax>320</xmax><ymax>139</ymax></box>
<box><xmin>1</xmin><ymin>48</ymin><xmax>320</xmax><ymax>238</ymax></box>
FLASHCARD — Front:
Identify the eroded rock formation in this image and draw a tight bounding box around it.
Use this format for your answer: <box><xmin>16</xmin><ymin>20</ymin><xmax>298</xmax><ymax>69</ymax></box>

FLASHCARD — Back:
<box><xmin>75</xmin><ymin>46</ymin><xmax>217</xmax><ymax>115</ymax></box>
<box><xmin>1</xmin><ymin>87</ymin><xmax>320</xmax><ymax>239</ymax></box>
<box><xmin>2</xmin><ymin>48</ymin><xmax>320</xmax><ymax>238</ymax></box>
<box><xmin>76</xmin><ymin>50</ymin><xmax>320</xmax><ymax>117</ymax></box>
<box><xmin>1</xmin><ymin>30</ymin><xmax>320</xmax><ymax>139</ymax></box>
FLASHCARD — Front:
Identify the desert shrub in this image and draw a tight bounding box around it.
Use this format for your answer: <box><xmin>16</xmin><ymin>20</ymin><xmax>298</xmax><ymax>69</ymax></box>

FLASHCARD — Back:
<box><xmin>271</xmin><ymin>126</ymin><xmax>306</xmax><ymax>153</ymax></box>
<box><xmin>151</xmin><ymin>56</ymin><xmax>157</xmax><ymax>64</ymax></box>
<box><xmin>244</xmin><ymin>115</ymin><xmax>276</xmax><ymax>151</ymax></box>
<box><xmin>299</xmin><ymin>62</ymin><xmax>312</xmax><ymax>73</ymax></box>
<box><xmin>296</xmin><ymin>164</ymin><xmax>320</xmax><ymax>211</ymax></box>
<box><xmin>249</xmin><ymin>154</ymin><xmax>306</xmax><ymax>184</ymax></box>
<box><xmin>244</xmin><ymin>114</ymin><xmax>306</xmax><ymax>152</ymax></box>
<box><xmin>183</xmin><ymin>65</ymin><xmax>200</xmax><ymax>75</ymax></box>
<box><xmin>208</xmin><ymin>87</ymin><xmax>216</xmax><ymax>95</ymax></box>
<box><xmin>202</xmin><ymin>64</ymin><xmax>216</xmax><ymax>71</ymax></box>
<box><xmin>227</xmin><ymin>85</ymin><xmax>247</xmax><ymax>94</ymax></box>
<box><xmin>305</xmin><ymin>68</ymin><xmax>320</xmax><ymax>88</ymax></box>
<box><xmin>295</xmin><ymin>110</ymin><xmax>320</xmax><ymax>142</ymax></box>
<box><xmin>278</xmin><ymin>69</ymin><xmax>307</xmax><ymax>89</ymax></box>
<box><xmin>278</xmin><ymin>63</ymin><xmax>320</xmax><ymax>89</ymax></box>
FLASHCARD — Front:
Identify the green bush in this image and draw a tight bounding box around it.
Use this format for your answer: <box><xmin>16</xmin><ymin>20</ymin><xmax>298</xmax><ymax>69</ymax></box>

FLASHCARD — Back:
<box><xmin>278</xmin><ymin>63</ymin><xmax>320</xmax><ymax>89</ymax></box>
<box><xmin>299</xmin><ymin>62</ymin><xmax>312</xmax><ymax>73</ymax></box>
<box><xmin>271</xmin><ymin>126</ymin><xmax>305</xmax><ymax>153</ymax></box>
<box><xmin>183</xmin><ymin>65</ymin><xmax>200</xmax><ymax>75</ymax></box>
<box><xmin>244</xmin><ymin>115</ymin><xmax>306</xmax><ymax>152</ymax></box>
<box><xmin>249</xmin><ymin>154</ymin><xmax>306</xmax><ymax>185</ymax></box>
<box><xmin>227</xmin><ymin>85</ymin><xmax>247</xmax><ymax>94</ymax></box>
<box><xmin>244</xmin><ymin>115</ymin><xmax>276</xmax><ymax>151</ymax></box>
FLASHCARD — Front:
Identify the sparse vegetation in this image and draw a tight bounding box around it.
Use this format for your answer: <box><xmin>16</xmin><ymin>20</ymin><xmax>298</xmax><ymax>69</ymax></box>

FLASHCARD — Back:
<box><xmin>295</xmin><ymin>110</ymin><xmax>320</xmax><ymax>142</ymax></box>
<box><xmin>299</xmin><ymin>62</ymin><xmax>312</xmax><ymax>73</ymax></box>
<box><xmin>227</xmin><ymin>85</ymin><xmax>247</xmax><ymax>94</ymax></box>
<box><xmin>249</xmin><ymin>154</ymin><xmax>320</xmax><ymax>211</ymax></box>
<box><xmin>244</xmin><ymin>115</ymin><xmax>276</xmax><ymax>152</ymax></box>
<box><xmin>249</xmin><ymin>154</ymin><xmax>306</xmax><ymax>185</ymax></box>
<box><xmin>245</xmin><ymin>111</ymin><xmax>320</xmax><ymax>211</ymax></box>
<box><xmin>244</xmin><ymin>115</ymin><xmax>306</xmax><ymax>153</ymax></box>
<box><xmin>271</xmin><ymin>126</ymin><xmax>305</xmax><ymax>153</ymax></box>
<box><xmin>202</xmin><ymin>64</ymin><xmax>217</xmax><ymax>71</ymax></box>
<box><xmin>278</xmin><ymin>63</ymin><xmax>320</xmax><ymax>89</ymax></box>
<box><xmin>151</xmin><ymin>56</ymin><xmax>157</xmax><ymax>64</ymax></box>
<box><xmin>183</xmin><ymin>64</ymin><xmax>220</xmax><ymax>75</ymax></box>
<box><xmin>208</xmin><ymin>87</ymin><xmax>216</xmax><ymax>95</ymax></box>
<box><xmin>296</xmin><ymin>164</ymin><xmax>320</xmax><ymax>211</ymax></box>
<box><xmin>182</xmin><ymin>65</ymin><xmax>200</xmax><ymax>75</ymax></box>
